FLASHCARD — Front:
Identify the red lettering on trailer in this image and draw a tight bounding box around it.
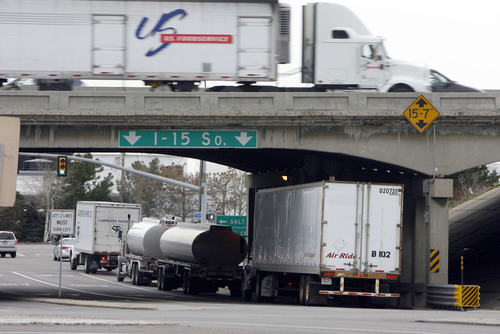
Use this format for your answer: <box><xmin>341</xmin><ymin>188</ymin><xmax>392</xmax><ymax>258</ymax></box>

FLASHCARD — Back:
<box><xmin>161</xmin><ymin>34</ymin><xmax>233</xmax><ymax>44</ymax></box>
<box><xmin>325</xmin><ymin>252</ymin><xmax>355</xmax><ymax>259</ymax></box>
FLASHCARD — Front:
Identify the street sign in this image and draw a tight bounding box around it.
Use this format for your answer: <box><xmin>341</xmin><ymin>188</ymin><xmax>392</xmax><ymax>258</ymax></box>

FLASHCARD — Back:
<box><xmin>119</xmin><ymin>130</ymin><xmax>257</xmax><ymax>148</ymax></box>
<box><xmin>50</xmin><ymin>210</ymin><xmax>75</xmax><ymax>235</ymax></box>
<box><xmin>216</xmin><ymin>215</ymin><xmax>247</xmax><ymax>238</ymax></box>
<box><xmin>403</xmin><ymin>95</ymin><xmax>440</xmax><ymax>133</ymax></box>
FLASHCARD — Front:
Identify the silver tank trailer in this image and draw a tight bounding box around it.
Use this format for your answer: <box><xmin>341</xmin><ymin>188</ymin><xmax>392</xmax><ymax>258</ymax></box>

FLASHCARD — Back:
<box><xmin>126</xmin><ymin>219</ymin><xmax>167</xmax><ymax>259</ymax></box>
<box><xmin>159</xmin><ymin>222</ymin><xmax>248</xmax><ymax>268</ymax></box>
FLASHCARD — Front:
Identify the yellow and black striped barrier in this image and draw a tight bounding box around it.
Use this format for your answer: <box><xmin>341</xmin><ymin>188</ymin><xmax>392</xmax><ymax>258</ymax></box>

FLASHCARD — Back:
<box><xmin>427</xmin><ymin>284</ymin><xmax>480</xmax><ymax>310</ymax></box>
<box><xmin>430</xmin><ymin>249</ymin><xmax>439</xmax><ymax>273</ymax></box>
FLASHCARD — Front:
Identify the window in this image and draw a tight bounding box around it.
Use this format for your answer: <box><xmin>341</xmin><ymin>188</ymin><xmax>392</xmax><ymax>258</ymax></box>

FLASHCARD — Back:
<box><xmin>361</xmin><ymin>44</ymin><xmax>378</xmax><ymax>59</ymax></box>
<box><xmin>332</xmin><ymin>30</ymin><xmax>349</xmax><ymax>39</ymax></box>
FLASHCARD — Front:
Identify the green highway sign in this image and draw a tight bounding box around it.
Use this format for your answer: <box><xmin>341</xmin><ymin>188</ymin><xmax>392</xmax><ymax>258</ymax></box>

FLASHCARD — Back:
<box><xmin>119</xmin><ymin>130</ymin><xmax>257</xmax><ymax>148</ymax></box>
<box><xmin>216</xmin><ymin>215</ymin><xmax>247</xmax><ymax>238</ymax></box>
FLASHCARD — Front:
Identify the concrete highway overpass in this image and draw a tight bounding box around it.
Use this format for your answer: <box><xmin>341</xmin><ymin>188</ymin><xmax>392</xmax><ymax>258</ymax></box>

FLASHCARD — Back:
<box><xmin>1</xmin><ymin>88</ymin><xmax>499</xmax><ymax>307</ymax></box>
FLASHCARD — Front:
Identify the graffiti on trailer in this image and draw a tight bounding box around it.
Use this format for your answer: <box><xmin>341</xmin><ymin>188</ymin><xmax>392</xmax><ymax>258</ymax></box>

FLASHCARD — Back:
<box><xmin>135</xmin><ymin>9</ymin><xmax>188</xmax><ymax>57</ymax></box>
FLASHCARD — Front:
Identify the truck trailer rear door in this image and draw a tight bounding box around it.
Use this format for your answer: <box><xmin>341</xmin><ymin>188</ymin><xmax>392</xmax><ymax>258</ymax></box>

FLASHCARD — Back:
<box><xmin>321</xmin><ymin>182</ymin><xmax>403</xmax><ymax>276</ymax></box>
<box><xmin>92</xmin><ymin>15</ymin><xmax>126</xmax><ymax>75</ymax></box>
<box><xmin>237</xmin><ymin>17</ymin><xmax>272</xmax><ymax>78</ymax></box>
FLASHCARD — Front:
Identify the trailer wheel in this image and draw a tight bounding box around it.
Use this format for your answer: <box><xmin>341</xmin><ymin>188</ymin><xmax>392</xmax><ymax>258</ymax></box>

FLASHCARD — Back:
<box><xmin>157</xmin><ymin>268</ymin><xmax>164</xmax><ymax>290</ymax></box>
<box><xmin>304</xmin><ymin>275</ymin><xmax>325</xmax><ymax>306</ymax></box>
<box><xmin>84</xmin><ymin>254</ymin><xmax>91</xmax><ymax>274</ymax></box>
<box><xmin>182</xmin><ymin>271</ymin><xmax>198</xmax><ymax>295</ymax></box>
<box><xmin>304</xmin><ymin>275</ymin><xmax>315</xmax><ymax>306</ymax></box>
<box><xmin>229</xmin><ymin>283</ymin><xmax>242</xmax><ymax>298</ymax></box>
<box><xmin>255</xmin><ymin>274</ymin><xmax>266</xmax><ymax>302</ymax></box>
<box><xmin>131</xmin><ymin>262</ymin><xmax>138</xmax><ymax>285</ymax></box>
<box><xmin>298</xmin><ymin>275</ymin><xmax>307</xmax><ymax>305</ymax></box>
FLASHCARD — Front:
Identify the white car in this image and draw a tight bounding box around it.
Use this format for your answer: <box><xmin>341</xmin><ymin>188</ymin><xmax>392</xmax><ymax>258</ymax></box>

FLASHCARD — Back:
<box><xmin>0</xmin><ymin>231</ymin><xmax>17</xmax><ymax>258</ymax></box>
<box><xmin>53</xmin><ymin>237</ymin><xmax>75</xmax><ymax>261</ymax></box>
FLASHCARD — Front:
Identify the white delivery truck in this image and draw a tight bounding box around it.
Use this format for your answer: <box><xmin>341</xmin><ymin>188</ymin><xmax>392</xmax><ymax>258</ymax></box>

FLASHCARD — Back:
<box><xmin>71</xmin><ymin>201</ymin><xmax>142</xmax><ymax>274</ymax></box>
<box><xmin>116</xmin><ymin>218</ymin><xmax>248</xmax><ymax>296</ymax></box>
<box><xmin>0</xmin><ymin>0</ymin><xmax>430</xmax><ymax>92</ymax></box>
<box><xmin>242</xmin><ymin>180</ymin><xmax>403</xmax><ymax>306</ymax></box>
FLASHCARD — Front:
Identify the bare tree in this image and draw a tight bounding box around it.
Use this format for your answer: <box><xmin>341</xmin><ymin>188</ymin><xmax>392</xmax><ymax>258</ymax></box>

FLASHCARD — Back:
<box><xmin>28</xmin><ymin>169</ymin><xmax>70</xmax><ymax>241</ymax></box>
<box><xmin>208</xmin><ymin>168</ymin><xmax>247</xmax><ymax>216</ymax></box>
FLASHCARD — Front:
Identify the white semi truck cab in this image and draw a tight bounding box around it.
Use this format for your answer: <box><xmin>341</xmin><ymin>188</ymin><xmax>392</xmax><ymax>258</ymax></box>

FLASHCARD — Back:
<box><xmin>302</xmin><ymin>2</ymin><xmax>431</xmax><ymax>92</ymax></box>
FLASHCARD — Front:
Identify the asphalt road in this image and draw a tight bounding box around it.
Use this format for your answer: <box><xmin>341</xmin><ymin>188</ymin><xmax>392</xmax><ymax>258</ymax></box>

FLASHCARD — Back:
<box><xmin>0</xmin><ymin>244</ymin><xmax>499</xmax><ymax>334</ymax></box>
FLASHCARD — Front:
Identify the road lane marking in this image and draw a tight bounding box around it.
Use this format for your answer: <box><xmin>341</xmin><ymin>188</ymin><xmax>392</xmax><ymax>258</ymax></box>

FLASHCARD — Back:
<box><xmin>12</xmin><ymin>272</ymin><xmax>131</xmax><ymax>300</ymax></box>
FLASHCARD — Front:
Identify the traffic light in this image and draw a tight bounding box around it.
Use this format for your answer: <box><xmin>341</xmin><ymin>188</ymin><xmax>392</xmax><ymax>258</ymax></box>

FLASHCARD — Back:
<box><xmin>57</xmin><ymin>156</ymin><xmax>67</xmax><ymax>177</ymax></box>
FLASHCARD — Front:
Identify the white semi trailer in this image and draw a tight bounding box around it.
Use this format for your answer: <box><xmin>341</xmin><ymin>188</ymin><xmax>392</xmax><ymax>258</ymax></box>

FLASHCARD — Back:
<box><xmin>117</xmin><ymin>218</ymin><xmax>248</xmax><ymax>296</ymax></box>
<box><xmin>242</xmin><ymin>180</ymin><xmax>404</xmax><ymax>305</ymax></box>
<box><xmin>71</xmin><ymin>201</ymin><xmax>142</xmax><ymax>273</ymax></box>
<box><xmin>1</xmin><ymin>0</ymin><xmax>431</xmax><ymax>92</ymax></box>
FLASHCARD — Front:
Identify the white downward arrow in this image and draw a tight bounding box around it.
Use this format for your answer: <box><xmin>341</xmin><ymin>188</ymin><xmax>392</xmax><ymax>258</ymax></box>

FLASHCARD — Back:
<box><xmin>123</xmin><ymin>131</ymin><xmax>142</xmax><ymax>145</ymax></box>
<box><xmin>235</xmin><ymin>132</ymin><xmax>252</xmax><ymax>146</ymax></box>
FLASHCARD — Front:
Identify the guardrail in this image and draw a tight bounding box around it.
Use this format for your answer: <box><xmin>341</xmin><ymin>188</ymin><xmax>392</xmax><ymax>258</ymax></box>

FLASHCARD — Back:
<box><xmin>427</xmin><ymin>284</ymin><xmax>480</xmax><ymax>310</ymax></box>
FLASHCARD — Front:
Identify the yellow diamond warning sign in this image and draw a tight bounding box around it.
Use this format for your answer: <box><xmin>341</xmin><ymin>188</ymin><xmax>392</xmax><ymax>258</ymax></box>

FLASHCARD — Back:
<box><xmin>403</xmin><ymin>95</ymin><xmax>440</xmax><ymax>133</ymax></box>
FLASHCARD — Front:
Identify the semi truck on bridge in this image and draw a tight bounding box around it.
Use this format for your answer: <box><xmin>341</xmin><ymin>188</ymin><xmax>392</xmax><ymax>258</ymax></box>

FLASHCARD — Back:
<box><xmin>1</xmin><ymin>0</ymin><xmax>433</xmax><ymax>92</ymax></box>
<box><xmin>242</xmin><ymin>180</ymin><xmax>404</xmax><ymax>305</ymax></box>
<box><xmin>116</xmin><ymin>218</ymin><xmax>248</xmax><ymax>295</ymax></box>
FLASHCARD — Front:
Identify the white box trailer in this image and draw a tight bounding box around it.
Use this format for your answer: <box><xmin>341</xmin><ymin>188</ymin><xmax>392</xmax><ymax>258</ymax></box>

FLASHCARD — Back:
<box><xmin>242</xmin><ymin>180</ymin><xmax>403</xmax><ymax>305</ymax></box>
<box><xmin>0</xmin><ymin>0</ymin><xmax>285</xmax><ymax>90</ymax></box>
<box><xmin>72</xmin><ymin>201</ymin><xmax>142</xmax><ymax>273</ymax></box>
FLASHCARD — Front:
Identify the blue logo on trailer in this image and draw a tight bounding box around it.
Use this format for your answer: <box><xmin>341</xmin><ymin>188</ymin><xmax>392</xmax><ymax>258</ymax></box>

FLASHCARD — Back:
<box><xmin>135</xmin><ymin>9</ymin><xmax>188</xmax><ymax>57</ymax></box>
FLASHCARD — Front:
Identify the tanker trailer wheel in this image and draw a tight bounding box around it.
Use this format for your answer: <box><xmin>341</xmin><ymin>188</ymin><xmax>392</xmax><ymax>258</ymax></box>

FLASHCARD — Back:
<box><xmin>131</xmin><ymin>262</ymin><xmax>138</xmax><ymax>285</ymax></box>
<box><xmin>182</xmin><ymin>271</ymin><xmax>198</xmax><ymax>295</ymax></box>
<box><xmin>157</xmin><ymin>268</ymin><xmax>164</xmax><ymax>290</ymax></box>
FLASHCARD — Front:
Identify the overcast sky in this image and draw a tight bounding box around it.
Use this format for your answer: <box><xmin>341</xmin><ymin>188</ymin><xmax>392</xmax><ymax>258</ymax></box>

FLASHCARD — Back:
<box><xmin>280</xmin><ymin>0</ymin><xmax>498</xmax><ymax>90</ymax></box>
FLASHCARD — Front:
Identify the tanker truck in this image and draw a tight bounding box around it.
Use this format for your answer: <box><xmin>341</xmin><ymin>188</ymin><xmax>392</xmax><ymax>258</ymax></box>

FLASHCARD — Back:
<box><xmin>117</xmin><ymin>218</ymin><xmax>248</xmax><ymax>296</ymax></box>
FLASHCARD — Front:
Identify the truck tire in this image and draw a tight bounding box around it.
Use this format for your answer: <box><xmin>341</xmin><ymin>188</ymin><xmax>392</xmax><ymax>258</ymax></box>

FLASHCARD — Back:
<box><xmin>84</xmin><ymin>254</ymin><xmax>91</xmax><ymax>273</ymax></box>
<box><xmin>10</xmin><ymin>252</ymin><xmax>16</xmax><ymax>258</ymax></box>
<box><xmin>298</xmin><ymin>275</ymin><xmax>307</xmax><ymax>305</ymax></box>
<box><xmin>116</xmin><ymin>258</ymin><xmax>125</xmax><ymax>282</ymax></box>
<box><xmin>70</xmin><ymin>255</ymin><xmax>78</xmax><ymax>270</ymax></box>
<box><xmin>304</xmin><ymin>275</ymin><xmax>326</xmax><ymax>306</ymax></box>
<box><xmin>229</xmin><ymin>283</ymin><xmax>242</xmax><ymax>297</ymax></box>
<box><xmin>182</xmin><ymin>271</ymin><xmax>198</xmax><ymax>295</ymax></box>
<box><xmin>255</xmin><ymin>274</ymin><xmax>265</xmax><ymax>302</ymax></box>
<box><xmin>131</xmin><ymin>262</ymin><xmax>138</xmax><ymax>285</ymax></box>
<box><xmin>304</xmin><ymin>275</ymin><xmax>315</xmax><ymax>306</ymax></box>
<box><xmin>157</xmin><ymin>268</ymin><xmax>164</xmax><ymax>290</ymax></box>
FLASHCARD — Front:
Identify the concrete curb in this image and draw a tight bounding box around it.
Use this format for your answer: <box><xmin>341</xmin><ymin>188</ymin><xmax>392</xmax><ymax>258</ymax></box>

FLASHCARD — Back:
<box><xmin>23</xmin><ymin>298</ymin><xmax>158</xmax><ymax>310</ymax></box>
<box><xmin>417</xmin><ymin>318</ymin><xmax>500</xmax><ymax>326</ymax></box>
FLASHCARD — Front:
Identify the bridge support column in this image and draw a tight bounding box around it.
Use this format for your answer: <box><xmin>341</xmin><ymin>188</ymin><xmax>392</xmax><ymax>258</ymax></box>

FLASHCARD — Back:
<box><xmin>400</xmin><ymin>178</ymin><xmax>453</xmax><ymax>307</ymax></box>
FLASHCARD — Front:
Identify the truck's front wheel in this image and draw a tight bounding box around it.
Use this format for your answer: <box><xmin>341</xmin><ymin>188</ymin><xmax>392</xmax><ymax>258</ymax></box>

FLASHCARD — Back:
<box><xmin>116</xmin><ymin>258</ymin><xmax>125</xmax><ymax>282</ymax></box>
<box><xmin>70</xmin><ymin>255</ymin><xmax>78</xmax><ymax>270</ymax></box>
